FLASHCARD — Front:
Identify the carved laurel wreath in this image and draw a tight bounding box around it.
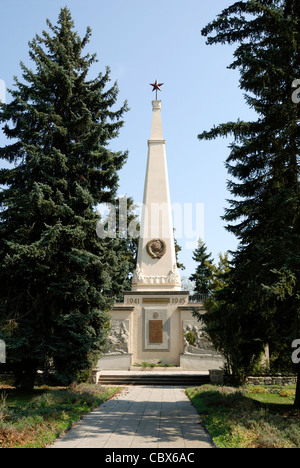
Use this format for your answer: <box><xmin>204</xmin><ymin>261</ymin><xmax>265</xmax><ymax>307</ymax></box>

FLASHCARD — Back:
<box><xmin>146</xmin><ymin>239</ymin><xmax>167</xmax><ymax>259</ymax></box>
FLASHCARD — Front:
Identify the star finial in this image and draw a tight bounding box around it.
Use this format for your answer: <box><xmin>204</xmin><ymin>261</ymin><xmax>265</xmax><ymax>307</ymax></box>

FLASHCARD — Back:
<box><xmin>150</xmin><ymin>80</ymin><xmax>164</xmax><ymax>100</ymax></box>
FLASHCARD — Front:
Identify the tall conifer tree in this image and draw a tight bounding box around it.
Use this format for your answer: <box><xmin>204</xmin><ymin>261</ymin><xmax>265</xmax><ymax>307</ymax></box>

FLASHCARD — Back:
<box><xmin>198</xmin><ymin>0</ymin><xmax>300</xmax><ymax>402</ymax></box>
<box><xmin>0</xmin><ymin>8</ymin><xmax>129</xmax><ymax>388</ymax></box>
<box><xmin>189</xmin><ymin>239</ymin><xmax>214</xmax><ymax>295</ymax></box>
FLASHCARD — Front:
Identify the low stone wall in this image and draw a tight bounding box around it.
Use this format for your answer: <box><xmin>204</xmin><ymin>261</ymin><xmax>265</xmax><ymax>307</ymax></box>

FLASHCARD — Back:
<box><xmin>97</xmin><ymin>353</ymin><xmax>132</xmax><ymax>370</ymax></box>
<box><xmin>180</xmin><ymin>353</ymin><xmax>224</xmax><ymax>371</ymax></box>
<box><xmin>246</xmin><ymin>376</ymin><xmax>297</xmax><ymax>386</ymax></box>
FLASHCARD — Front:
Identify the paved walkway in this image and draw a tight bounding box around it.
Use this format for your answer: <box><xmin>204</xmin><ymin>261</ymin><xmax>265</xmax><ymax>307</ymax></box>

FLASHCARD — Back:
<box><xmin>50</xmin><ymin>386</ymin><xmax>213</xmax><ymax>449</ymax></box>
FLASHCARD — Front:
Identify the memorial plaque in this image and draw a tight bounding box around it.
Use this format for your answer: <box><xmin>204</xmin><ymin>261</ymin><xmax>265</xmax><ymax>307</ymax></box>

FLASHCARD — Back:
<box><xmin>149</xmin><ymin>320</ymin><xmax>163</xmax><ymax>343</ymax></box>
<box><xmin>144</xmin><ymin>308</ymin><xmax>169</xmax><ymax>350</ymax></box>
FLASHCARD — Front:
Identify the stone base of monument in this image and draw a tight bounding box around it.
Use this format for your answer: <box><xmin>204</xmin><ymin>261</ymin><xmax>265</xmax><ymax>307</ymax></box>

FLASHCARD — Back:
<box><xmin>180</xmin><ymin>353</ymin><xmax>224</xmax><ymax>371</ymax></box>
<box><xmin>90</xmin><ymin>369</ymin><xmax>101</xmax><ymax>384</ymax></box>
<box><xmin>97</xmin><ymin>353</ymin><xmax>132</xmax><ymax>370</ymax></box>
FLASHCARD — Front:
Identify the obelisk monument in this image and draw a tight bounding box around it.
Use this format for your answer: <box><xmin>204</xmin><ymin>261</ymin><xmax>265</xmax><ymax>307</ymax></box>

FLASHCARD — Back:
<box><xmin>96</xmin><ymin>83</ymin><xmax>224</xmax><ymax>371</ymax></box>
<box><xmin>132</xmin><ymin>81</ymin><xmax>181</xmax><ymax>291</ymax></box>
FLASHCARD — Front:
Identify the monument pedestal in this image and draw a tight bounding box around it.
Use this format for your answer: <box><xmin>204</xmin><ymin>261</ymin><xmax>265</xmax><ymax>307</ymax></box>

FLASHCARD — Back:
<box><xmin>97</xmin><ymin>291</ymin><xmax>224</xmax><ymax>371</ymax></box>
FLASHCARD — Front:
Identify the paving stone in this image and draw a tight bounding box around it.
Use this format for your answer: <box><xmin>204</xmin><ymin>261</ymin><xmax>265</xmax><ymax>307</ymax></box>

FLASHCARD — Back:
<box><xmin>50</xmin><ymin>386</ymin><xmax>213</xmax><ymax>449</ymax></box>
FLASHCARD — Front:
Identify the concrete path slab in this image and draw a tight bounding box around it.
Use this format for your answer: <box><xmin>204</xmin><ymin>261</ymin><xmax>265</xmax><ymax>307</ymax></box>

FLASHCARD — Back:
<box><xmin>50</xmin><ymin>386</ymin><xmax>213</xmax><ymax>449</ymax></box>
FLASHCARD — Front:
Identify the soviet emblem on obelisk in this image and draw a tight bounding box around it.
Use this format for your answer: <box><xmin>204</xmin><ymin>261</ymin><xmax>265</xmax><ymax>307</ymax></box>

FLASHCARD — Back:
<box><xmin>147</xmin><ymin>239</ymin><xmax>167</xmax><ymax>259</ymax></box>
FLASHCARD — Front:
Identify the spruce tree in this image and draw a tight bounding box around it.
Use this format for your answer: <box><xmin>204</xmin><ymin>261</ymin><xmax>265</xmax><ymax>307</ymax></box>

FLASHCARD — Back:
<box><xmin>0</xmin><ymin>8</ymin><xmax>129</xmax><ymax>389</ymax></box>
<box><xmin>115</xmin><ymin>196</ymin><xmax>139</xmax><ymax>294</ymax></box>
<box><xmin>198</xmin><ymin>0</ymin><xmax>300</xmax><ymax>399</ymax></box>
<box><xmin>174</xmin><ymin>230</ymin><xmax>185</xmax><ymax>271</ymax></box>
<box><xmin>189</xmin><ymin>239</ymin><xmax>214</xmax><ymax>296</ymax></box>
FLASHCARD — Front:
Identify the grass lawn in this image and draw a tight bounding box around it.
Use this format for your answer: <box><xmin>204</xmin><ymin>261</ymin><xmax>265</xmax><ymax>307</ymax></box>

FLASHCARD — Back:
<box><xmin>186</xmin><ymin>384</ymin><xmax>300</xmax><ymax>448</ymax></box>
<box><xmin>0</xmin><ymin>383</ymin><xmax>120</xmax><ymax>448</ymax></box>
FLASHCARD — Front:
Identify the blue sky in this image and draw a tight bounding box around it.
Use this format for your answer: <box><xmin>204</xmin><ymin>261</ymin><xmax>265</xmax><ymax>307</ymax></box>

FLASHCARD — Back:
<box><xmin>0</xmin><ymin>0</ymin><xmax>256</xmax><ymax>278</ymax></box>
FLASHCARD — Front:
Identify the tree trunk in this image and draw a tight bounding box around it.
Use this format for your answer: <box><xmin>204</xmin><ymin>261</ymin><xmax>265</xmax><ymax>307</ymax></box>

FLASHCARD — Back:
<box><xmin>14</xmin><ymin>360</ymin><xmax>38</xmax><ymax>391</ymax></box>
<box><xmin>294</xmin><ymin>364</ymin><xmax>300</xmax><ymax>409</ymax></box>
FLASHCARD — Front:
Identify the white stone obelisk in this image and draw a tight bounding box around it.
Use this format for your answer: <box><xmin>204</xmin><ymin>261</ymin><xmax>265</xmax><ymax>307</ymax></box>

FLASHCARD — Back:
<box><xmin>132</xmin><ymin>100</ymin><xmax>181</xmax><ymax>291</ymax></box>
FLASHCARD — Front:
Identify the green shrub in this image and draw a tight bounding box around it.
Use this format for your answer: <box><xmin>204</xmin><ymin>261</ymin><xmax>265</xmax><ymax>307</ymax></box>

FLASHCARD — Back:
<box><xmin>184</xmin><ymin>331</ymin><xmax>196</xmax><ymax>346</ymax></box>
<box><xmin>247</xmin><ymin>385</ymin><xmax>268</xmax><ymax>394</ymax></box>
<box><xmin>279</xmin><ymin>388</ymin><xmax>295</xmax><ymax>398</ymax></box>
<box><xmin>284</xmin><ymin>424</ymin><xmax>300</xmax><ymax>447</ymax></box>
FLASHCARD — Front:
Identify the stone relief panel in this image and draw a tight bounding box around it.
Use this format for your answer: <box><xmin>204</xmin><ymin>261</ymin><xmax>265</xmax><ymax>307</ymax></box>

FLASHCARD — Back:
<box><xmin>182</xmin><ymin>321</ymin><xmax>221</xmax><ymax>356</ymax></box>
<box><xmin>132</xmin><ymin>263</ymin><xmax>181</xmax><ymax>286</ymax></box>
<box><xmin>105</xmin><ymin>320</ymin><xmax>130</xmax><ymax>355</ymax></box>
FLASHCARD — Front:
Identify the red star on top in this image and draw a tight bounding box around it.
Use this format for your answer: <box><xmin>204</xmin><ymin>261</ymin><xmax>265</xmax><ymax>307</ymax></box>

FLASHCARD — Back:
<box><xmin>150</xmin><ymin>80</ymin><xmax>164</xmax><ymax>92</ymax></box>
<box><xmin>150</xmin><ymin>80</ymin><xmax>164</xmax><ymax>99</ymax></box>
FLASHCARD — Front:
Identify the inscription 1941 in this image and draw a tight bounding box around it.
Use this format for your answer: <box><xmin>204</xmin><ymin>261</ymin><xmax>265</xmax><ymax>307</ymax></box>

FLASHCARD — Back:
<box><xmin>149</xmin><ymin>320</ymin><xmax>163</xmax><ymax>343</ymax></box>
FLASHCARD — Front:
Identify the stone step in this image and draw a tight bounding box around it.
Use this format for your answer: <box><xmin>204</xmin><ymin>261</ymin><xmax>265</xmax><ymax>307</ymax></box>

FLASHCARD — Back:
<box><xmin>99</xmin><ymin>374</ymin><xmax>210</xmax><ymax>386</ymax></box>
